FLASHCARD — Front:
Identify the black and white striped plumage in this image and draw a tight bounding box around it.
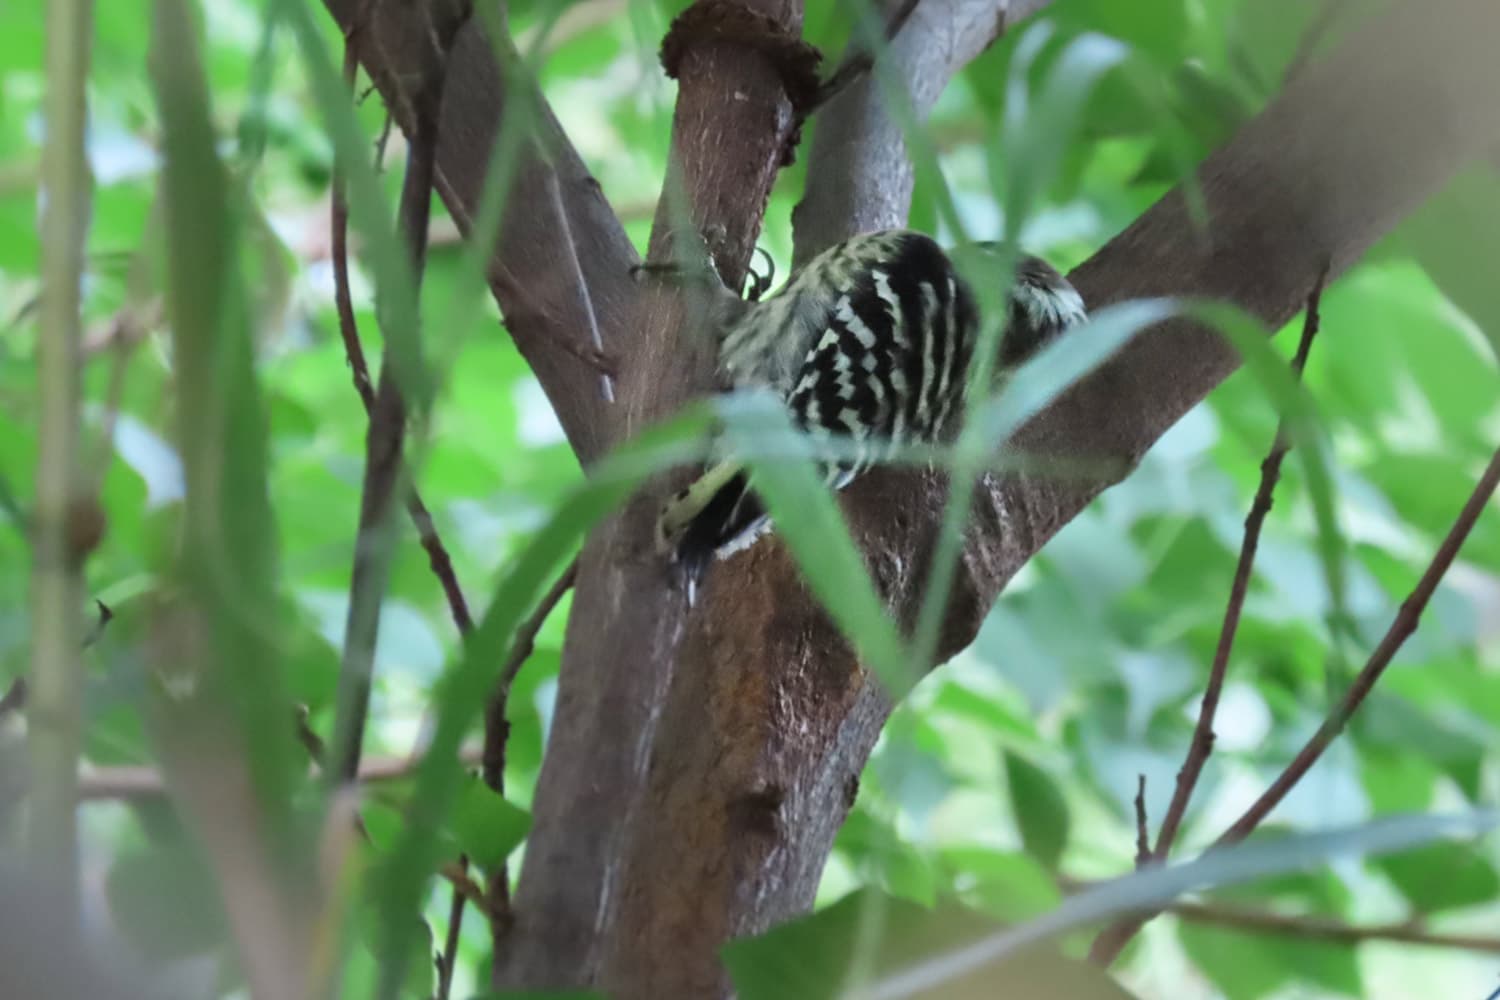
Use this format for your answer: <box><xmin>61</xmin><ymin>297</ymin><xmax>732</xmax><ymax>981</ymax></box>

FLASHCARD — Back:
<box><xmin>657</xmin><ymin>229</ymin><xmax>1086</xmax><ymax>597</ymax></box>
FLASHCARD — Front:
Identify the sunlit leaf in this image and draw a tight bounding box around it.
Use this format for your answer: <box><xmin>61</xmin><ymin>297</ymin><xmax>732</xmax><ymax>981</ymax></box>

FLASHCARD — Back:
<box><xmin>450</xmin><ymin>775</ymin><xmax>532</xmax><ymax>871</ymax></box>
<box><xmin>1374</xmin><ymin>842</ymin><xmax>1500</xmax><ymax>914</ymax></box>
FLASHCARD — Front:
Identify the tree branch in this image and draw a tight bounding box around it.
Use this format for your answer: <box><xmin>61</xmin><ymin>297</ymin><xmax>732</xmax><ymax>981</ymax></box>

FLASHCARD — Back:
<box><xmin>323</xmin><ymin>0</ymin><xmax>641</xmax><ymax>463</ymax></box>
<box><xmin>498</xmin><ymin>1</ymin><xmax>814</xmax><ymax>995</ymax></box>
<box><xmin>331</xmin><ymin>32</ymin><xmax>474</xmax><ymax>638</ymax></box>
<box><xmin>481</xmin><ymin>554</ymin><xmax>579</xmax><ymax>931</ymax></box>
<box><xmin>329</xmin><ymin>2</ymin><xmax>465</xmax><ymax>785</ymax></box>
<box><xmin>1132</xmin><ymin>775</ymin><xmax>1151</xmax><ymax>869</ymax></box>
<box><xmin>436</xmin><ymin>856</ymin><xmax>470</xmax><ymax>1000</ymax></box>
<box><xmin>1153</xmin><ymin>266</ymin><xmax>1328</xmax><ymax>862</ymax></box>
<box><xmin>514</xmin><ymin>1</ymin><xmax>1500</xmax><ymax>995</ymax></box>
<box><xmin>1056</xmin><ymin>872</ymin><xmax>1500</xmax><ymax>955</ymax></box>
<box><xmin>1217</xmin><ymin>444</ymin><xmax>1500</xmax><ymax>847</ymax></box>
<box><xmin>792</xmin><ymin>0</ymin><xmax>1054</xmax><ymax>264</ymax></box>
<box><xmin>73</xmin><ymin>746</ymin><xmax>485</xmax><ymax>801</ymax></box>
<box><xmin>319</xmin><ymin>0</ymin><xmax>1500</xmax><ymax>996</ymax></box>
<box><xmin>483</xmin><ymin>556</ymin><xmax>579</xmax><ymax>798</ymax></box>
<box><xmin>1089</xmin><ymin>442</ymin><xmax>1500</xmax><ymax>965</ymax></box>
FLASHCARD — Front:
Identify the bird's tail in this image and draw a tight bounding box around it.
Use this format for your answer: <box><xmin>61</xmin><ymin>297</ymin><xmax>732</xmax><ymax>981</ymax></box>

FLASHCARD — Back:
<box><xmin>656</xmin><ymin>460</ymin><xmax>770</xmax><ymax>605</ymax></box>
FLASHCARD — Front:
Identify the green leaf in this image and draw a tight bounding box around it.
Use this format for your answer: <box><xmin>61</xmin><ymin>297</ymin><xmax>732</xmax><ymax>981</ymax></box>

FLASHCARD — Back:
<box><xmin>722</xmin><ymin>890</ymin><xmax>1139</xmax><ymax>1000</ymax></box>
<box><xmin>1374</xmin><ymin>842</ymin><xmax>1500</xmax><ymax>914</ymax></box>
<box><xmin>1057</xmin><ymin>0</ymin><xmax>1190</xmax><ymax>61</ymax></box>
<box><xmin>1004</xmin><ymin>752</ymin><xmax>1071</xmax><ymax>870</ymax></box>
<box><xmin>939</xmin><ymin>848</ymin><xmax>1063</xmax><ymax>924</ymax></box>
<box><xmin>1398</xmin><ymin>167</ymin><xmax>1500</xmax><ymax>364</ymax></box>
<box><xmin>105</xmin><ymin>837</ymin><xmax>227</xmax><ymax>960</ymax></box>
<box><xmin>451</xmin><ymin>775</ymin><xmax>532</xmax><ymax>870</ymax></box>
<box><xmin>1178</xmin><ymin>922</ymin><xmax>1291</xmax><ymax>1000</ymax></box>
<box><xmin>866</xmin><ymin>811</ymin><xmax>1498</xmax><ymax>996</ymax></box>
<box><xmin>1184</xmin><ymin>919</ymin><xmax>1367</xmax><ymax>999</ymax></box>
<box><xmin>357</xmin><ymin>910</ymin><xmax>435</xmax><ymax>1000</ymax></box>
<box><xmin>972</xmin><ymin>298</ymin><xmax>1180</xmax><ymax>444</ymax></box>
<box><xmin>149</xmin><ymin>0</ymin><xmax>299</xmax><ymax>826</ymax></box>
<box><xmin>999</xmin><ymin>27</ymin><xmax>1131</xmax><ymax>242</ymax></box>
<box><xmin>911</xmin><ymin>297</ymin><xmax>1182</xmax><ymax>681</ymax></box>
<box><xmin>1359</xmin><ymin>746</ymin><xmax>1436</xmax><ymax>814</ymax></box>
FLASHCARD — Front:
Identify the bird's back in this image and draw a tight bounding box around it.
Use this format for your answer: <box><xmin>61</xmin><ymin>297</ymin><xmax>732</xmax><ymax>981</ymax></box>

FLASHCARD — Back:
<box><xmin>658</xmin><ymin>228</ymin><xmax>1085</xmax><ymax>600</ymax></box>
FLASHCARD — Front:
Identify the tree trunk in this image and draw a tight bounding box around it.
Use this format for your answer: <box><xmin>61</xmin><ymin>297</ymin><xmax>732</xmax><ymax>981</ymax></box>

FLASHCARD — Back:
<box><xmin>325</xmin><ymin>0</ymin><xmax>1500</xmax><ymax>996</ymax></box>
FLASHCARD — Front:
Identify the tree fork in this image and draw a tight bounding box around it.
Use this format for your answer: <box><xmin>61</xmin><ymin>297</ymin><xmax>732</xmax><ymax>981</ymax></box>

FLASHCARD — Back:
<box><xmin>322</xmin><ymin>0</ymin><xmax>1500</xmax><ymax>996</ymax></box>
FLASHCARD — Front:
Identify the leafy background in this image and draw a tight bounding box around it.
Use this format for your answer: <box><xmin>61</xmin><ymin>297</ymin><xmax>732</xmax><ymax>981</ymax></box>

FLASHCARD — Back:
<box><xmin>1</xmin><ymin>0</ymin><xmax>1498</xmax><ymax>997</ymax></box>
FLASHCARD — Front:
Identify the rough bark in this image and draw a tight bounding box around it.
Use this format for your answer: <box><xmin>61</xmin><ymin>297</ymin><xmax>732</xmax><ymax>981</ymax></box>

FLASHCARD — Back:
<box><xmin>325</xmin><ymin>0</ymin><xmax>639</xmax><ymax>463</ymax></box>
<box><xmin>503</xmin><ymin>8</ymin><xmax>819</xmax><ymax>998</ymax></box>
<box><xmin>325</xmin><ymin>0</ymin><xmax>1500</xmax><ymax>997</ymax></box>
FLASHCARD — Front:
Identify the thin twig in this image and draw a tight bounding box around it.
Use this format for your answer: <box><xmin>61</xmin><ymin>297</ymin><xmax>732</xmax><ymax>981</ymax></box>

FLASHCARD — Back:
<box><xmin>329</xmin><ymin>11</ymin><xmax>464</xmax><ymax>786</ymax></box>
<box><xmin>331</xmin><ymin>31</ymin><xmax>473</xmax><ymax>638</ymax></box>
<box><xmin>1216</xmin><ymin>443</ymin><xmax>1500</xmax><ymax>846</ymax></box>
<box><xmin>439</xmin><ymin>859</ymin><xmax>498</xmax><ymax>921</ymax></box>
<box><xmin>807</xmin><ymin>0</ymin><xmax>922</xmax><ymax>112</ymax></box>
<box><xmin>80</xmin><ymin>599</ymin><xmax>113</xmax><ymax>649</ymax></box>
<box><xmin>1056</xmin><ymin>869</ymin><xmax>1500</xmax><ymax>959</ymax></box>
<box><xmin>1132</xmin><ymin>775</ymin><xmax>1151</xmax><ymax>870</ymax></box>
<box><xmin>374</xmin><ymin>112</ymin><xmax>395</xmax><ymax>171</ymax></box>
<box><xmin>480</xmin><ymin>555</ymin><xmax>579</xmax><ymax>922</ymax></box>
<box><xmin>295</xmin><ymin>704</ymin><xmax>327</xmax><ymax>763</ymax></box>
<box><xmin>436</xmin><ymin>855</ymin><xmax>470</xmax><ymax>1000</ymax></box>
<box><xmin>483</xmin><ymin>556</ymin><xmax>580</xmax><ymax>792</ymax></box>
<box><xmin>0</xmin><ymin>600</ymin><xmax>109</xmax><ymax>723</ymax></box>
<box><xmin>1057</xmin><ymin>874</ymin><xmax>1500</xmax><ymax>955</ymax></box>
<box><xmin>75</xmin><ymin>746</ymin><xmax>486</xmax><ymax>800</ymax></box>
<box><xmin>1153</xmin><ymin>266</ymin><xmax>1328</xmax><ymax>862</ymax></box>
<box><xmin>1091</xmin><ymin>441</ymin><xmax>1500</xmax><ymax>967</ymax></box>
<box><xmin>1169</xmin><ymin>899</ymin><xmax>1500</xmax><ymax>955</ymax></box>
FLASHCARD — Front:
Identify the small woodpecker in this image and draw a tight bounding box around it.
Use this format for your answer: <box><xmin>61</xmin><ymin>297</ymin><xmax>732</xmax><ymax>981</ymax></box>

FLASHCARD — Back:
<box><xmin>651</xmin><ymin>228</ymin><xmax>1087</xmax><ymax>603</ymax></box>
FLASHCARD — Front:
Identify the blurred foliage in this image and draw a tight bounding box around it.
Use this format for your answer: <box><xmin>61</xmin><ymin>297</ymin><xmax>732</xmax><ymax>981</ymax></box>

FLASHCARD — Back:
<box><xmin>1</xmin><ymin>0</ymin><xmax>1497</xmax><ymax>998</ymax></box>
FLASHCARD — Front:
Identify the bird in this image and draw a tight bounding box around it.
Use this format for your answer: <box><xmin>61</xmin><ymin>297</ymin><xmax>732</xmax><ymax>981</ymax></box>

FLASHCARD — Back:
<box><xmin>650</xmin><ymin>228</ymin><xmax>1087</xmax><ymax>603</ymax></box>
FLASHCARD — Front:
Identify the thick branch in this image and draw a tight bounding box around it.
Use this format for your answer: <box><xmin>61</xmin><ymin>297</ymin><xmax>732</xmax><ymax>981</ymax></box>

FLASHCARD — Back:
<box><xmin>862</xmin><ymin>0</ymin><xmax>1500</xmax><ymax>668</ymax></box>
<box><xmin>324</xmin><ymin>0</ymin><xmax>1500</xmax><ymax>997</ymax></box>
<box><xmin>323</xmin><ymin>0</ymin><xmax>640</xmax><ymax>463</ymax></box>
<box><xmin>792</xmin><ymin>0</ymin><xmax>1053</xmax><ymax>264</ymax></box>
<box><xmin>508</xmin><ymin>1</ymin><xmax>1500</xmax><ymax>997</ymax></box>
<box><xmin>498</xmin><ymin>2</ymin><xmax>809</xmax><ymax>996</ymax></box>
